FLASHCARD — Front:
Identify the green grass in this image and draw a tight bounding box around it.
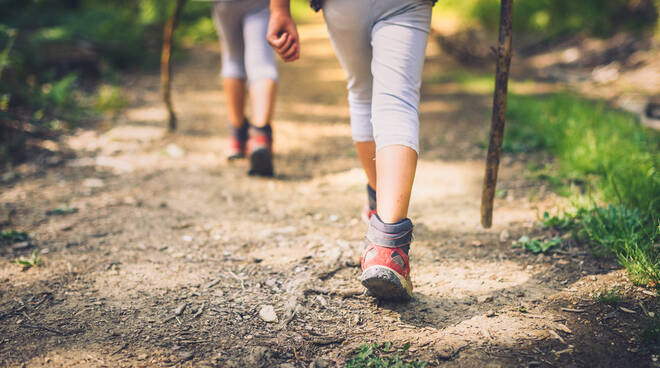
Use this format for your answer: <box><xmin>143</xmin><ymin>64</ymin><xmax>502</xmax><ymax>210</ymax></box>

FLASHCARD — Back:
<box><xmin>512</xmin><ymin>235</ymin><xmax>562</xmax><ymax>254</ymax></box>
<box><xmin>507</xmin><ymin>94</ymin><xmax>660</xmax><ymax>287</ymax></box>
<box><xmin>45</xmin><ymin>207</ymin><xmax>78</xmax><ymax>216</ymax></box>
<box><xmin>593</xmin><ymin>286</ymin><xmax>623</xmax><ymax>306</ymax></box>
<box><xmin>505</xmin><ymin>94</ymin><xmax>660</xmax><ymax>217</ymax></box>
<box><xmin>346</xmin><ymin>343</ymin><xmax>428</xmax><ymax>368</ymax></box>
<box><xmin>0</xmin><ymin>230</ymin><xmax>28</xmax><ymax>243</ymax></box>
<box><xmin>13</xmin><ymin>250</ymin><xmax>43</xmax><ymax>270</ymax></box>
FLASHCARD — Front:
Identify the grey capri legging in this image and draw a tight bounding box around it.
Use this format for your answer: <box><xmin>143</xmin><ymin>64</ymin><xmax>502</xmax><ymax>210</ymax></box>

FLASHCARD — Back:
<box><xmin>323</xmin><ymin>0</ymin><xmax>432</xmax><ymax>153</ymax></box>
<box><xmin>212</xmin><ymin>0</ymin><xmax>278</xmax><ymax>82</ymax></box>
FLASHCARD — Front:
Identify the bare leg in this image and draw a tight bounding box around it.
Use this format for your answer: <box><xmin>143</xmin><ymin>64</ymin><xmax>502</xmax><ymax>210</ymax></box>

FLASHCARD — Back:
<box><xmin>249</xmin><ymin>79</ymin><xmax>277</xmax><ymax>127</ymax></box>
<box><xmin>356</xmin><ymin>141</ymin><xmax>377</xmax><ymax>189</ymax></box>
<box><xmin>223</xmin><ymin>78</ymin><xmax>247</xmax><ymax>127</ymax></box>
<box><xmin>376</xmin><ymin>145</ymin><xmax>417</xmax><ymax>223</ymax></box>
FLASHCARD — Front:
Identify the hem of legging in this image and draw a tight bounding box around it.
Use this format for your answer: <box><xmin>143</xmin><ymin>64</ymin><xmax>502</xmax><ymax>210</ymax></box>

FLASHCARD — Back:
<box><xmin>375</xmin><ymin>139</ymin><xmax>419</xmax><ymax>155</ymax></box>
<box><xmin>247</xmin><ymin>75</ymin><xmax>279</xmax><ymax>84</ymax></box>
<box><xmin>221</xmin><ymin>74</ymin><xmax>248</xmax><ymax>81</ymax></box>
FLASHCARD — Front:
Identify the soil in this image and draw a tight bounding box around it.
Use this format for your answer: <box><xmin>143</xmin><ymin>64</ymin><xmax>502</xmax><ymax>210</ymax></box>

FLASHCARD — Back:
<box><xmin>1</xmin><ymin>21</ymin><xmax>659</xmax><ymax>367</ymax></box>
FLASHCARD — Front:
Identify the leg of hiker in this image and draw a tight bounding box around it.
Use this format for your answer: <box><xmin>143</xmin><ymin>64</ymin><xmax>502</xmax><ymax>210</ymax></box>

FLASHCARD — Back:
<box><xmin>268</xmin><ymin>0</ymin><xmax>432</xmax><ymax>299</ymax></box>
<box><xmin>323</xmin><ymin>0</ymin><xmax>432</xmax><ymax>299</ymax></box>
<box><xmin>244</xmin><ymin>3</ymin><xmax>279</xmax><ymax>176</ymax></box>
<box><xmin>213</xmin><ymin>0</ymin><xmax>278</xmax><ymax>173</ymax></box>
<box><xmin>371</xmin><ymin>2</ymin><xmax>431</xmax><ymax>223</ymax></box>
<box><xmin>212</xmin><ymin>1</ymin><xmax>249</xmax><ymax>159</ymax></box>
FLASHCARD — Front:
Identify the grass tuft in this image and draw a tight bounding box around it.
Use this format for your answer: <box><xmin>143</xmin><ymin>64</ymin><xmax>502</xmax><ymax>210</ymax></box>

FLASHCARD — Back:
<box><xmin>346</xmin><ymin>343</ymin><xmax>428</xmax><ymax>368</ymax></box>
<box><xmin>505</xmin><ymin>93</ymin><xmax>660</xmax><ymax>287</ymax></box>
<box><xmin>593</xmin><ymin>287</ymin><xmax>623</xmax><ymax>306</ymax></box>
<box><xmin>0</xmin><ymin>230</ymin><xmax>28</xmax><ymax>243</ymax></box>
<box><xmin>512</xmin><ymin>235</ymin><xmax>562</xmax><ymax>254</ymax></box>
<box><xmin>13</xmin><ymin>250</ymin><xmax>43</xmax><ymax>270</ymax></box>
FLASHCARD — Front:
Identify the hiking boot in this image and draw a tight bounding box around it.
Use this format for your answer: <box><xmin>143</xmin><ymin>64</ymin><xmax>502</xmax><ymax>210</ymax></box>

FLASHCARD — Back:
<box><xmin>360</xmin><ymin>214</ymin><xmax>413</xmax><ymax>300</ymax></box>
<box><xmin>247</xmin><ymin>124</ymin><xmax>274</xmax><ymax>177</ymax></box>
<box><xmin>227</xmin><ymin>120</ymin><xmax>249</xmax><ymax>161</ymax></box>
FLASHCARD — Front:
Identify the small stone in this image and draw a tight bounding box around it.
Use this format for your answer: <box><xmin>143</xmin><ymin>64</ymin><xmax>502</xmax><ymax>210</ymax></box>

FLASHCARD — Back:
<box><xmin>12</xmin><ymin>241</ymin><xmax>30</xmax><ymax>250</ymax></box>
<box><xmin>174</xmin><ymin>303</ymin><xmax>187</xmax><ymax>316</ymax></box>
<box><xmin>486</xmin><ymin>310</ymin><xmax>496</xmax><ymax>317</ymax></box>
<box><xmin>478</xmin><ymin>295</ymin><xmax>493</xmax><ymax>303</ymax></box>
<box><xmin>259</xmin><ymin>305</ymin><xmax>278</xmax><ymax>323</ymax></box>
<box><xmin>499</xmin><ymin>230</ymin><xmax>510</xmax><ymax>242</ymax></box>
<box><xmin>182</xmin><ymin>235</ymin><xmax>193</xmax><ymax>242</ymax></box>
<box><xmin>83</xmin><ymin>178</ymin><xmax>105</xmax><ymax>188</ymax></box>
<box><xmin>315</xmin><ymin>295</ymin><xmax>328</xmax><ymax>308</ymax></box>
<box><xmin>178</xmin><ymin>351</ymin><xmax>194</xmax><ymax>362</ymax></box>
<box><xmin>329</xmin><ymin>215</ymin><xmax>339</xmax><ymax>222</ymax></box>
<box><xmin>137</xmin><ymin>354</ymin><xmax>148</xmax><ymax>361</ymax></box>
<box><xmin>165</xmin><ymin>144</ymin><xmax>185</xmax><ymax>158</ymax></box>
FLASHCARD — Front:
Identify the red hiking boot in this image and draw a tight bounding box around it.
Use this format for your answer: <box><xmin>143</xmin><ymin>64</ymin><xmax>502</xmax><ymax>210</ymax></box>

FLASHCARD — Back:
<box><xmin>360</xmin><ymin>215</ymin><xmax>413</xmax><ymax>300</ymax></box>
<box><xmin>247</xmin><ymin>125</ymin><xmax>274</xmax><ymax>177</ymax></box>
<box><xmin>227</xmin><ymin>120</ymin><xmax>248</xmax><ymax>161</ymax></box>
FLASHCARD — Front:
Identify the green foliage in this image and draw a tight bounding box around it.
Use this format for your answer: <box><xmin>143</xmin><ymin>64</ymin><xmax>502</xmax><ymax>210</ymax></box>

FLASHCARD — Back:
<box><xmin>443</xmin><ymin>0</ymin><xmax>658</xmax><ymax>38</ymax></box>
<box><xmin>505</xmin><ymin>94</ymin><xmax>660</xmax><ymax>219</ymax></box>
<box><xmin>543</xmin><ymin>206</ymin><xmax>660</xmax><ymax>286</ymax></box>
<box><xmin>0</xmin><ymin>230</ymin><xmax>28</xmax><ymax>243</ymax></box>
<box><xmin>512</xmin><ymin>235</ymin><xmax>561</xmax><ymax>254</ymax></box>
<box><xmin>45</xmin><ymin>207</ymin><xmax>78</xmax><ymax>216</ymax></box>
<box><xmin>593</xmin><ymin>286</ymin><xmax>623</xmax><ymax>306</ymax></box>
<box><xmin>13</xmin><ymin>250</ymin><xmax>43</xmax><ymax>270</ymax></box>
<box><xmin>346</xmin><ymin>343</ymin><xmax>428</xmax><ymax>368</ymax></box>
<box><xmin>93</xmin><ymin>84</ymin><xmax>127</xmax><ymax>113</ymax></box>
<box><xmin>508</xmin><ymin>93</ymin><xmax>660</xmax><ymax>286</ymax></box>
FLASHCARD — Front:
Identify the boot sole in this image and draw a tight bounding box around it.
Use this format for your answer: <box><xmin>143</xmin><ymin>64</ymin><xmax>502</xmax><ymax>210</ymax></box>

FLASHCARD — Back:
<box><xmin>248</xmin><ymin>148</ymin><xmax>274</xmax><ymax>177</ymax></box>
<box><xmin>360</xmin><ymin>265</ymin><xmax>412</xmax><ymax>301</ymax></box>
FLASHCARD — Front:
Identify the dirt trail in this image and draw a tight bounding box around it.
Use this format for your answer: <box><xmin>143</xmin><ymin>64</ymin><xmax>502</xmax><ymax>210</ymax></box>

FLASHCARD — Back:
<box><xmin>1</xmin><ymin>22</ymin><xmax>657</xmax><ymax>367</ymax></box>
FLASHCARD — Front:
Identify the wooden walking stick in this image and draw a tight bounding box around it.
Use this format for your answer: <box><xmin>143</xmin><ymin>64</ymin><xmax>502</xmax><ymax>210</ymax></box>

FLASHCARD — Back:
<box><xmin>161</xmin><ymin>0</ymin><xmax>188</xmax><ymax>132</ymax></box>
<box><xmin>480</xmin><ymin>0</ymin><xmax>514</xmax><ymax>228</ymax></box>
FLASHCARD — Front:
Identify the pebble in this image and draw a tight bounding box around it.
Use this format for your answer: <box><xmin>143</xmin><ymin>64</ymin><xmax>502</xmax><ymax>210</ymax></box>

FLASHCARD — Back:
<box><xmin>166</xmin><ymin>144</ymin><xmax>185</xmax><ymax>158</ymax></box>
<box><xmin>83</xmin><ymin>178</ymin><xmax>105</xmax><ymax>188</ymax></box>
<box><xmin>315</xmin><ymin>295</ymin><xmax>328</xmax><ymax>308</ymax></box>
<box><xmin>329</xmin><ymin>214</ymin><xmax>339</xmax><ymax>222</ymax></box>
<box><xmin>12</xmin><ymin>241</ymin><xmax>30</xmax><ymax>250</ymax></box>
<box><xmin>499</xmin><ymin>230</ymin><xmax>510</xmax><ymax>242</ymax></box>
<box><xmin>182</xmin><ymin>235</ymin><xmax>193</xmax><ymax>242</ymax></box>
<box><xmin>259</xmin><ymin>305</ymin><xmax>278</xmax><ymax>323</ymax></box>
<box><xmin>174</xmin><ymin>303</ymin><xmax>187</xmax><ymax>316</ymax></box>
<box><xmin>486</xmin><ymin>310</ymin><xmax>496</xmax><ymax>317</ymax></box>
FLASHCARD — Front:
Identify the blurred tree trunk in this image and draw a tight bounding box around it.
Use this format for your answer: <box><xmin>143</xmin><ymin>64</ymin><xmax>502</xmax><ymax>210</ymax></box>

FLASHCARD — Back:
<box><xmin>161</xmin><ymin>0</ymin><xmax>188</xmax><ymax>132</ymax></box>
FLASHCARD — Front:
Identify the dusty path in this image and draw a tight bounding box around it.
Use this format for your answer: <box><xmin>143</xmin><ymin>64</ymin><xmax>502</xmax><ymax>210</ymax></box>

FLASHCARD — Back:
<box><xmin>1</xmin><ymin>22</ymin><xmax>657</xmax><ymax>367</ymax></box>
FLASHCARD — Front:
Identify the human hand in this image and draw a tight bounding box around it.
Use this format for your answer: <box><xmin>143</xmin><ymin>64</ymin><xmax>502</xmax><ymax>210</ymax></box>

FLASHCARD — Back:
<box><xmin>266</xmin><ymin>9</ymin><xmax>300</xmax><ymax>62</ymax></box>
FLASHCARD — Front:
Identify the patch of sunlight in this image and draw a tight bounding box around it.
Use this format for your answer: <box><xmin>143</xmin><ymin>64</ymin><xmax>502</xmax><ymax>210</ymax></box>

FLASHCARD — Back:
<box><xmin>272</xmin><ymin>119</ymin><xmax>351</xmax><ymax>154</ymax></box>
<box><xmin>413</xmin><ymin>259</ymin><xmax>533</xmax><ymax>297</ymax></box>
<box><xmin>411</xmin><ymin>313</ymin><xmax>571</xmax><ymax>352</ymax></box>
<box><xmin>298</xmin><ymin>23</ymin><xmax>332</xmax><ymax>41</ymax></box>
<box><xmin>284</xmin><ymin>101</ymin><xmax>350</xmax><ymax>118</ymax></box>
<box><xmin>413</xmin><ymin>160</ymin><xmax>482</xmax><ymax>202</ymax></box>
<box><xmin>103</xmin><ymin>125</ymin><xmax>164</xmax><ymax>143</ymax></box>
<box><xmin>419</xmin><ymin>99</ymin><xmax>457</xmax><ymax>114</ymax></box>
<box><xmin>94</xmin><ymin>262</ymin><xmax>208</xmax><ymax>302</ymax></box>
<box><xmin>311</xmin><ymin>167</ymin><xmax>365</xmax><ymax>190</ymax></box>
<box><xmin>316</xmin><ymin>67</ymin><xmax>346</xmax><ymax>82</ymax></box>
<box><xmin>123</xmin><ymin>106</ymin><xmax>168</xmax><ymax>123</ymax></box>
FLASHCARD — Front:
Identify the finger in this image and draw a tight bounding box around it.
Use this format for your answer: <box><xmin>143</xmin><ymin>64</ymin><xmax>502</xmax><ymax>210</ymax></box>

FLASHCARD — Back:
<box><xmin>283</xmin><ymin>45</ymin><xmax>299</xmax><ymax>62</ymax></box>
<box><xmin>277</xmin><ymin>36</ymin><xmax>296</xmax><ymax>56</ymax></box>
<box><xmin>268</xmin><ymin>32</ymin><xmax>287</xmax><ymax>49</ymax></box>
<box><xmin>276</xmin><ymin>34</ymin><xmax>295</xmax><ymax>54</ymax></box>
<box><xmin>282</xmin><ymin>42</ymin><xmax>298</xmax><ymax>60</ymax></box>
